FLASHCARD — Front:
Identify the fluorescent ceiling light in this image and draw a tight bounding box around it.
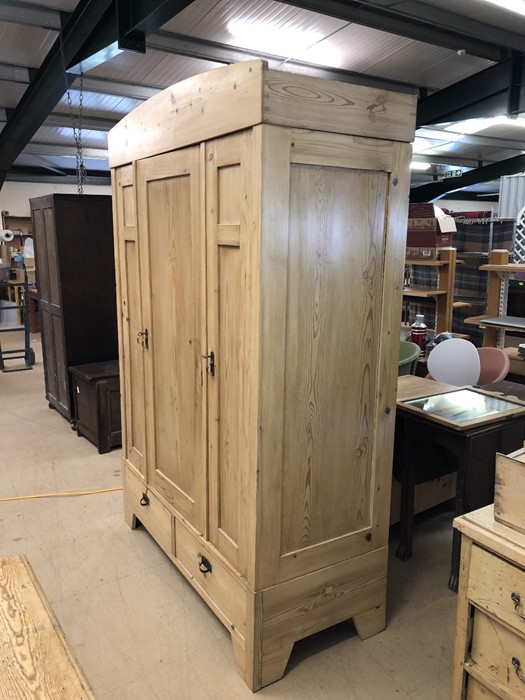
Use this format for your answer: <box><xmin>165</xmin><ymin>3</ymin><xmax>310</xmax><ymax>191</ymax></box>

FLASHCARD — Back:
<box><xmin>227</xmin><ymin>19</ymin><xmax>342</xmax><ymax>66</ymax></box>
<box><xmin>480</xmin><ymin>0</ymin><xmax>525</xmax><ymax>16</ymax></box>
<box><xmin>444</xmin><ymin>115</ymin><xmax>525</xmax><ymax>135</ymax></box>
<box><xmin>410</xmin><ymin>161</ymin><xmax>431</xmax><ymax>171</ymax></box>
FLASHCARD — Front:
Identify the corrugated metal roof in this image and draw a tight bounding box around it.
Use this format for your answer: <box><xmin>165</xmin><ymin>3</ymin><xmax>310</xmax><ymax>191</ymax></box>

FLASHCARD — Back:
<box><xmin>420</xmin><ymin>0</ymin><xmax>525</xmax><ymax>34</ymax></box>
<box><xmin>53</xmin><ymin>90</ymin><xmax>143</xmax><ymax>117</ymax></box>
<box><xmin>87</xmin><ymin>50</ymin><xmax>221</xmax><ymax>89</ymax></box>
<box><xmin>0</xmin><ymin>21</ymin><xmax>56</xmax><ymax>66</ymax></box>
<box><xmin>1</xmin><ymin>0</ymin><xmax>524</xmax><ymax>198</ymax></box>
<box><xmin>0</xmin><ymin>81</ymin><xmax>27</xmax><ymax>109</ymax></box>
<box><xmin>16</xmin><ymin>0</ymin><xmax>79</xmax><ymax>10</ymax></box>
<box><xmin>32</xmin><ymin>125</ymin><xmax>108</xmax><ymax>149</ymax></box>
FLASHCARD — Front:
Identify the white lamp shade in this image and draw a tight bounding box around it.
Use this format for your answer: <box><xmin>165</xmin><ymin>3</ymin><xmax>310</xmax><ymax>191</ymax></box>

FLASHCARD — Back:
<box><xmin>427</xmin><ymin>338</ymin><xmax>481</xmax><ymax>386</ymax></box>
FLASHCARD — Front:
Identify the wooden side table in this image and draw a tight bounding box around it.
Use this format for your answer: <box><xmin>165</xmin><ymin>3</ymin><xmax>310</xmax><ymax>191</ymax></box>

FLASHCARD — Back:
<box><xmin>69</xmin><ymin>360</ymin><xmax>121</xmax><ymax>454</ymax></box>
<box><xmin>395</xmin><ymin>387</ymin><xmax>525</xmax><ymax>590</ymax></box>
<box><xmin>452</xmin><ymin>506</ymin><xmax>525</xmax><ymax>699</ymax></box>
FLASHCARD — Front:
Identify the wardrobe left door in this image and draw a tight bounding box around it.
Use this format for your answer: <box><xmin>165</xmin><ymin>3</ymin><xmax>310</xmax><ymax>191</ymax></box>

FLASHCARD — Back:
<box><xmin>137</xmin><ymin>146</ymin><xmax>207</xmax><ymax>536</ymax></box>
<box><xmin>112</xmin><ymin>164</ymin><xmax>147</xmax><ymax>478</ymax></box>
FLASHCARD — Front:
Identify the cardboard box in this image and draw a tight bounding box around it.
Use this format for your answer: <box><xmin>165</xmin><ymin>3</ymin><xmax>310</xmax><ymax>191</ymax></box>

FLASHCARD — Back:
<box><xmin>407</xmin><ymin>228</ymin><xmax>454</xmax><ymax>249</ymax></box>
<box><xmin>408</xmin><ymin>203</ymin><xmax>435</xmax><ymax>218</ymax></box>
<box><xmin>407</xmin><ymin>207</ymin><xmax>456</xmax><ymax>253</ymax></box>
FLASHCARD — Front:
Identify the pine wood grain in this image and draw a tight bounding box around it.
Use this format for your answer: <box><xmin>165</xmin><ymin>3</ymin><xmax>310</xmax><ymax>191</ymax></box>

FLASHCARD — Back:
<box><xmin>0</xmin><ymin>555</ymin><xmax>93</xmax><ymax>700</ymax></box>
<box><xmin>111</xmin><ymin>62</ymin><xmax>416</xmax><ymax>691</ymax></box>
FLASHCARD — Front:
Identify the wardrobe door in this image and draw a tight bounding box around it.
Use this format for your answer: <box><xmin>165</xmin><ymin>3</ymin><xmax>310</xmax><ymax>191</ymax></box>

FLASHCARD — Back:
<box><xmin>112</xmin><ymin>164</ymin><xmax>146</xmax><ymax>477</ymax></box>
<box><xmin>137</xmin><ymin>146</ymin><xmax>207</xmax><ymax>534</ymax></box>
<box><xmin>205</xmin><ymin>131</ymin><xmax>260</xmax><ymax>579</ymax></box>
<box><xmin>31</xmin><ymin>201</ymin><xmax>69</xmax><ymax>418</ymax></box>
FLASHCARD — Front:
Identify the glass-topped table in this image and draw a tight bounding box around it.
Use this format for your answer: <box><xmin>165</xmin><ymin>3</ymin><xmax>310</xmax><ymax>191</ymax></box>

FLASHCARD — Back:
<box><xmin>395</xmin><ymin>384</ymin><xmax>525</xmax><ymax>591</ymax></box>
<box><xmin>401</xmin><ymin>388</ymin><xmax>525</xmax><ymax>429</ymax></box>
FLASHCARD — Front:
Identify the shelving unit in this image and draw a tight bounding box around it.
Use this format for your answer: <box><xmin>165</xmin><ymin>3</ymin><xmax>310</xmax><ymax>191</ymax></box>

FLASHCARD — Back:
<box><xmin>0</xmin><ymin>264</ymin><xmax>35</xmax><ymax>372</ymax></box>
<box><xmin>465</xmin><ymin>249</ymin><xmax>525</xmax><ymax>348</ymax></box>
<box><xmin>403</xmin><ymin>247</ymin><xmax>458</xmax><ymax>333</ymax></box>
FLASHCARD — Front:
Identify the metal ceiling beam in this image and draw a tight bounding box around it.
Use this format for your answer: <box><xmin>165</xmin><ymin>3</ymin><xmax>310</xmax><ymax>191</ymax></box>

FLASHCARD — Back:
<box><xmin>417</xmin><ymin>127</ymin><xmax>525</xmax><ymax>152</ymax></box>
<box><xmin>353</xmin><ymin>0</ymin><xmax>525</xmax><ymax>55</ymax></box>
<box><xmin>23</xmin><ymin>143</ymin><xmax>107</xmax><ymax>158</ymax></box>
<box><xmin>68</xmin><ymin>0</ymin><xmax>196</xmax><ymax>69</ymax></box>
<box><xmin>411</xmin><ymin>154</ymin><xmax>493</xmax><ymax>169</ymax></box>
<box><xmin>79</xmin><ymin>75</ymin><xmax>159</xmax><ymax>100</ymax></box>
<box><xmin>0</xmin><ymin>0</ymin><xmax>114</xmax><ymax>188</ymax></box>
<box><xmin>0</xmin><ymin>109</ymin><xmax>117</xmax><ymax>132</ymax></box>
<box><xmin>0</xmin><ymin>0</ymin><xmax>63</xmax><ymax>30</ymax></box>
<box><xmin>147</xmin><ymin>30</ymin><xmax>417</xmax><ymax>94</ymax></box>
<box><xmin>417</xmin><ymin>57</ymin><xmax>525</xmax><ymax>126</ymax></box>
<box><xmin>44</xmin><ymin>113</ymin><xmax>118</xmax><ymax>131</ymax></box>
<box><xmin>0</xmin><ymin>59</ymin><xmax>160</xmax><ymax>100</ymax></box>
<box><xmin>6</xmin><ymin>169</ymin><xmax>110</xmax><ymax>185</ymax></box>
<box><xmin>410</xmin><ymin>153</ymin><xmax>525</xmax><ymax>202</ymax></box>
<box><xmin>0</xmin><ymin>0</ymin><xmax>195</xmax><ymax>188</ymax></box>
<box><xmin>0</xmin><ymin>62</ymin><xmax>35</xmax><ymax>84</ymax></box>
<box><xmin>281</xmin><ymin>1</ymin><xmax>512</xmax><ymax>62</ymax></box>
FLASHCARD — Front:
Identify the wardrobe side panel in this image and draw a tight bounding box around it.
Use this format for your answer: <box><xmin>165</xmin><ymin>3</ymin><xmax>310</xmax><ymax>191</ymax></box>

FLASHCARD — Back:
<box><xmin>112</xmin><ymin>165</ymin><xmax>146</xmax><ymax>477</ymax></box>
<box><xmin>257</xmin><ymin>126</ymin><xmax>409</xmax><ymax>587</ymax></box>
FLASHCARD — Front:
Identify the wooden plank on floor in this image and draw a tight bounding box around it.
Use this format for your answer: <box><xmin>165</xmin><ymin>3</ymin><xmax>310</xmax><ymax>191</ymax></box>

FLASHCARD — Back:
<box><xmin>0</xmin><ymin>555</ymin><xmax>93</xmax><ymax>699</ymax></box>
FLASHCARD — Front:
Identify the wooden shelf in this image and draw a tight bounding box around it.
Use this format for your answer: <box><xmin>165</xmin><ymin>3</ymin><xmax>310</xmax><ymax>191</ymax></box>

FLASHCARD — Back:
<box><xmin>464</xmin><ymin>315</ymin><xmax>488</xmax><ymax>327</ymax></box>
<box><xmin>453</xmin><ymin>301</ymin><xmax>472</xmax><ymax>309</ymax></box>
<box><xmin>479</xmin><ymin>263</ymin><xmax>525</xmax><ymax>272</ymax></box>
<box><xmin>405</xmin><ymin>259</ymin><xmax>448</xmax><ymax>267</ymax></box>
<box><xmin>403</xmin><ymin>286</ymin><xmax>447</xmax><ymax>298</ymax></box>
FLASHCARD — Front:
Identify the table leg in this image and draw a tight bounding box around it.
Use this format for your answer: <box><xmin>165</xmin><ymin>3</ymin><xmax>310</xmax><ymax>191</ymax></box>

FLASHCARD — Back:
<box><xmin>449</xmin><ymin>437</ymin><xmax>472</xmax><ymax>592</ymax></box>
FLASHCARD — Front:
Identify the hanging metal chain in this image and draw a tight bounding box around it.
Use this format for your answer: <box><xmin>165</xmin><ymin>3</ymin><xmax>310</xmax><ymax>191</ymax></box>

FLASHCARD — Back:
<box><xmin>58</xmin><ymin>30</ymin><xmax>85</xmax><ymax>194</ymax></box>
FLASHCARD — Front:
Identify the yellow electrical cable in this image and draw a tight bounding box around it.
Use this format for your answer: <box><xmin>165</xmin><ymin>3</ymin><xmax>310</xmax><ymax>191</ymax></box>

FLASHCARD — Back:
<box><xmin>0</xmin><ymin>486</ymin><xmax>123</xmax><ymax>503</ymax></box>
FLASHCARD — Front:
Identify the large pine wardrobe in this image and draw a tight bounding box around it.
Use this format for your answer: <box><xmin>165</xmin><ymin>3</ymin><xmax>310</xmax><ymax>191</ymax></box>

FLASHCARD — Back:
<box><xmin>109</xmin><ymin>60</ymin><xmax>416</xmax><ymax>691</ymax></box>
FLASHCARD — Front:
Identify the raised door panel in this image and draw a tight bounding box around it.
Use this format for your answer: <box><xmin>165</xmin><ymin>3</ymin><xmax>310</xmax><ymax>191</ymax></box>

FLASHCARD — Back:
<box><xmin>112</xmin><ymin>165</ymin><xmax>146</xmax><ymax>477</ymax></box>
<box><xmin>257</xmin><ymin>126</ymin><xmax>411</xmax><ymax>587</ymax></box>
<box><xmin>206</xmin><ymin>131</ymin><xmax>260</xmax><ymax>580</ymax></box>
<box><xmin>31</xmin><ymin>203</ymin><xmax>68</xmax><ymax>417</ymax></box>
<box><xmin>137</xmin><ymin>147</ymin><xmax>207</xmax><ymax>534</ymax></box>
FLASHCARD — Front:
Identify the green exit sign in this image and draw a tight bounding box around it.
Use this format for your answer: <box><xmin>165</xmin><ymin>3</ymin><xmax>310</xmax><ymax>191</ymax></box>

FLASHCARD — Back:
<box><xmin>443</xmin><ymin>169</ymin><xmax>462</xmax><ymax>178</ymax></box>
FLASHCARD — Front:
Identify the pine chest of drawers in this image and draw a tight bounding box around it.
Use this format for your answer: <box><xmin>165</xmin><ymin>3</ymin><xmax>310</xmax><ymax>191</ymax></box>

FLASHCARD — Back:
<box><xmin>452</xmin><ymin>505</ymin><xmax>525</xmax><ymax>698</ymax></box>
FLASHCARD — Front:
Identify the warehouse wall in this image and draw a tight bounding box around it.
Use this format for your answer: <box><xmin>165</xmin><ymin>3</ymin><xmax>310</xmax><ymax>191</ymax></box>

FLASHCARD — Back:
<box><xmin>0</xmin><ymin>181</ymin><xmax>112</xmax><ymax>218</ymax></box>
<box><xmin>0</xmin><ymin>182</ymin><xmax>497</xmax><ymax>221</ymax></box>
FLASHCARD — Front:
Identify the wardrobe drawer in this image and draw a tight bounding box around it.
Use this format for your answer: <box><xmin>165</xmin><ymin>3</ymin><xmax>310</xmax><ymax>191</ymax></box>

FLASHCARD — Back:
<box><xmin>124</xmin><ymin>466</ymin><xmax>173</xmax><ymax>556</ymax></box>
<box><xmin>469</xmin><ymin>545</ymin><xmax>525</xmax><ymax>636</ymax></box>
<box><xmin>471</xmin><ymin>611</ymin><xmax>525</xmax><ymax>698</ymax></box>
<box><xmin>466</xmin><ymin>676</ymin><xmax>500</xmax><ymax>699</ymax></box>
<box><xmin>175</xmin><ymin>520</ymin><xmax>246</xmax><ymax>636</ymax></box>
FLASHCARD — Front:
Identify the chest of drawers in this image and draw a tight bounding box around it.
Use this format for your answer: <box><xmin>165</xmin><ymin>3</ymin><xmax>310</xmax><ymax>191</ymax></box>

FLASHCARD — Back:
<box><xmin>453</xmin><ymin>505</ymin><xmax>525</xmax><ymax>698</ymax></box>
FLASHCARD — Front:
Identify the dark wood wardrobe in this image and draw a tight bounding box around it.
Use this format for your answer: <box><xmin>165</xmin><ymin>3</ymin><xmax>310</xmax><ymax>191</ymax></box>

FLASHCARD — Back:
<box><xmin>30</xmin><ymin>194</ymin><xmax>118</xmax><ymax>421</ymax></box>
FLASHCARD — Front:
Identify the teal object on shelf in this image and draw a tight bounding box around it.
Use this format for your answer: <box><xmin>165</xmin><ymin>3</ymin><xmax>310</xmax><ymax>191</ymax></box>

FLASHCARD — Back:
<box><xmin>398</xmin><ymin>340</ymin><xmax>420</xmax><ymax>376</ymax></box>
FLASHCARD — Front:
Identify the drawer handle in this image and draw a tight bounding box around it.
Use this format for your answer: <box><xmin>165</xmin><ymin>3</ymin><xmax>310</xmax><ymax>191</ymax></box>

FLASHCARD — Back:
<box><xmin>512</xmin><ymin>657</ymin><xmax>525</xmax><ymax>684</ymax></box>
<box><xmin>139</xmin><ymin>492</ymin><xmax>150</xmax><ymax>507</ymax></box>
<box><xmin>511</xmin><ymin>592</ymin><xmax>525</xmax><ymax>620</ymax></box>
<box><xmin>198</xmin><ymin>554</ymin><xmax>212</xmax><ymax>575</ymax></box>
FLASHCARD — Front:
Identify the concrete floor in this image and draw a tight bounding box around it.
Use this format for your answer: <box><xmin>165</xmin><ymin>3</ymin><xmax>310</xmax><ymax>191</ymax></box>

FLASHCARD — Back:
<box><xmin>0</xmin><ymin>331</ymin><xmax>458</xmax><ymax>699</ymax></box>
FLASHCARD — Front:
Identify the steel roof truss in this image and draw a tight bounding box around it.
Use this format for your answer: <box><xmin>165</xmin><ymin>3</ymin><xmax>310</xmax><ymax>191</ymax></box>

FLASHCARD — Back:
<box><xmin>417</xmin><ymin>57</ymin><xmax>525</xmax><ymax>127</ymax></box>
